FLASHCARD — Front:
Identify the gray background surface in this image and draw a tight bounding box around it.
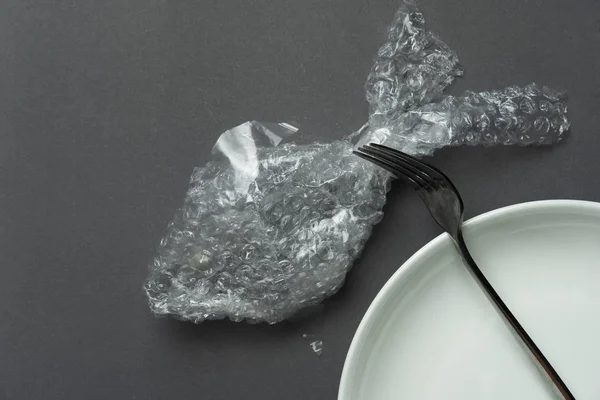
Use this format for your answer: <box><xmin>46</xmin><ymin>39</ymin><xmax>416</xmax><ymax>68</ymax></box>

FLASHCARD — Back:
<box><xmin>1</xmin><ymin>0</ymin><xmax>599</xmax><ymax>398</ymax></box>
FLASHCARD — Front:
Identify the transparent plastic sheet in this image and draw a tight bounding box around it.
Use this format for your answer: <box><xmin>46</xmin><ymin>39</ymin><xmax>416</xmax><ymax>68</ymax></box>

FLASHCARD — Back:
<box><xmin>145</xmin><ymin>121</ymin><xmax>388</xmax><ymax>323</ymax></box>
<box><xmin>144</xmin><ymin>1</ymin><xmax>569</xmax><ymax>323</ymax></box>
<box><xmin>365</xmin><ymin>0</ymin><xmax>463</xmax><ymax>116</ymax></box>
<box><xmin>362</xmin><ymin>0</ymin><xmax>569</xmax><ymax>155</ymax></box>
<box><xmin>360</xmin><ymin>83</ymin><xmax>570</xmax><ymax>156</ymax></box>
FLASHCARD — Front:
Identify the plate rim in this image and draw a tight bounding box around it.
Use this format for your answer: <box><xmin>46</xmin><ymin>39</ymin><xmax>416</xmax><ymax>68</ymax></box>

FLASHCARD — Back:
<box><xmin>338</xmin><ymin>199</ymin><xmax>600</xmax><ymax>400</ymax></box>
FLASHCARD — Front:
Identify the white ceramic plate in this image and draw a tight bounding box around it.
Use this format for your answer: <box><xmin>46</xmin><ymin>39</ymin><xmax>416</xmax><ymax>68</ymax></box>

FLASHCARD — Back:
<box><xmin>339</xmin><ymin>200</ymin><xmax>600</xmax><ymax>400</ymax></box>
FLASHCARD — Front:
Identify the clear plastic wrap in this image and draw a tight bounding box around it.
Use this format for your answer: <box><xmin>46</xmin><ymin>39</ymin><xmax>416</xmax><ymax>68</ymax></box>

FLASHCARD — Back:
<box><xmin>144</xmin><ymin>0</ymin><xmax>570</xmax><ymax>324</ymax></box>
<box><xmin>145</xmin><ymin>121</ymin><xmax>388</xmax><ymax>323</ymax></box>
<box><xmin>365</xmin><ymin>0</ymin><xmax>463</xmax><ymax>116</ymax></box>
<box><xmin>361</xmin><ymin>83</ymin><xmax>570</xmax><ymax>156</ymax></box>
<box><xmin>362</xmin><ymin>1</ymin><xmax>568</xmax><ymax>155</ymax></box>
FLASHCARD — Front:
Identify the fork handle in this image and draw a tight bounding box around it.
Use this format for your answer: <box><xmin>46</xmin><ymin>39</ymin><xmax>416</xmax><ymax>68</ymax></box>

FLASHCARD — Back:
<box><xmin>454</xmin><ymin>229</ymin><xmax>576</xmax><ymax>400</ymax></box>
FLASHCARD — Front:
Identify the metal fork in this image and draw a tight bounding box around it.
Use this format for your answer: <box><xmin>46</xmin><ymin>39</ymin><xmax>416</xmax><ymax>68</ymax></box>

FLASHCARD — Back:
<box><xmin>354</xmin><ymin>143</ymin><xmax>575</xmax><ymax>400</ymax></box>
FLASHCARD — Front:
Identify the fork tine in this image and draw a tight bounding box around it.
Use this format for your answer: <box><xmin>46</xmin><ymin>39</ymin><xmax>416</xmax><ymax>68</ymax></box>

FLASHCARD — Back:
<box><xmin>358</xmin><ymin>145</ymin><xmax>432</xmax><ymax>184</ymax></box>
<box><xmin>353</xmin><ymin>149</ymin><xmax>422</xmax><ymax>188</ymax></box>
<box><xmin>368</xmin><ymin>143</ymin><xmax>443</xmax><ymax>178</ymax></box>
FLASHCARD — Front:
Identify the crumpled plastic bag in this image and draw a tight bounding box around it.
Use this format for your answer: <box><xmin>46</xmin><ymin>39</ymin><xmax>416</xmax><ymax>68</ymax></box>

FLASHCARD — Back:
<box><xmin>365</xmin><ymin>0</ymin><xmax>463</xmax><ymax>116</ymax></box>
<box><xmin>145</xmin><ymin>122</ymin><xmax>387</xmax><ymax>323</ymax></box>
<box><xmin>360</xmin><ymin>0</ymin><xmax>569</xmax><ymax>152</ymax></box>
<box><xmin>144</xmin><ymin>0</ymin><xmax>569</xmax><ymax>323</ymax></box>
<box><xmin>360</xmin><ymin>83</ymin><xmax>569</xmax><ymax>155</ymax></box>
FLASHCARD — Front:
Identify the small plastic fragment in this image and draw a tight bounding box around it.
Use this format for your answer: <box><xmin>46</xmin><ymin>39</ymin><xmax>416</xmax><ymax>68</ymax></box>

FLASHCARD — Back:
<box><xmin>309</xmin><ymin>341</ymin><xmax>323</xmax><ymax>356</ymax></box>
<box><xmin>302</xmin><ymin>334</ymin><xmax>324</xmax><ymax>356</ymax></box>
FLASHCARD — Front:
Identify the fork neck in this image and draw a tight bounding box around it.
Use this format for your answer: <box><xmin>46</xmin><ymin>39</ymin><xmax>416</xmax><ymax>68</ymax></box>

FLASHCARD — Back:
<box><xmin>448</xmin><ymin>214</ymin><xmax>465</xmax><ymax>244</ymax></box>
